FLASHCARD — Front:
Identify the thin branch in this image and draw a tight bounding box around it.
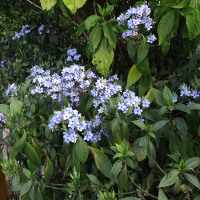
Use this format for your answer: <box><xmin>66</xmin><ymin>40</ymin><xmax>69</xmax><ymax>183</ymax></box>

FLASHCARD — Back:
<box><xmin>155</xmin><ymin>161</ymin><xmax>167</xmax><ymax>175</ymax></box>
<box><xmin>25</xmin><ymin>0</ymin><xmax>43</xmax><ymax>10</ymax></box>
<box><xmin>93</xmin><ymin>0</ymin><xmax>97</xmax><ymax>15</ymax></box>
<box><xmin>132</xmin><ymin>181</ymin><xmax>158</xmax><ymax>199</ymax></box>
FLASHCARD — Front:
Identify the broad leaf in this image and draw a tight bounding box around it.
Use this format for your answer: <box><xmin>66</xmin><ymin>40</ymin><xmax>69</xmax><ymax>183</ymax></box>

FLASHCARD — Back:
<box><xmin>40</xmin><ymin>0</ymin><xmax>57</xmax><ymax>10</ymax></box>
<box><xmin>44</xmin><ymin>156</ymin><xmax>54</xmax><ymax>184</ymax></box>
<box><xmin>10</xmin><ymin>132</ymin><xmax>27</xmax><ymax>160</ymax></box>
<box><xmin>89</xmin><ymin>147</ymin><xmax>112</xmax><ymax>178</ymax></box>
<box><xmin>85</xmin><ymin>15</ymin><xmax>102</xmax><ymax>30</ymax></box>
<box><xmin>103</xmin><ymin>21</ymin><xmax>116</xmax><ymax>48</ymax></box>
<box><xmin>111</xmin><ymin>160</ymin><xmax>122</xmax><ymax>178</ymax></box>
<box><xmin>186</xmin><ymin>0</ymin><xmax>200</xmax><ymax>40</ymax></box>
<box><xmin>184</xmin><ymin>173</ymin><xmax>200</xmax><ymax>189</ymax></box>
<box><xmin>159</xmin><ymin>169</ymin><xmax>179</xmax><ymax>187</ymax></box>
<box><xmin>63</xmin><ymin>0</ymin><xmax>87</xmax><ymax>14</ymax></box>
<box><xmin>152</xmin><ymin>120</ymin><xmax>169</xmax><ymax>132</ymax></box>
<box><xmin>137</xmin><ymin>36</ymin><xmax>149</xmax><ymax>65</ymax></box>
<box><xmin>75</xmin><ymin>136</ymin><xmax>89</xmax><ymax>163</ymax></box>
<box><xmin>158</xmin><ymin>188</ymin><xmax>168</xmax><ymax>200</ymax></box>
<box><xmin>92</xmin><ymin>38</ymin><xmax>114</xmax><ymax>74</ymax></box>
<box><xmin>158</xmin><ymin>10</ymin><xmax>177</xmax><ymax>45</ymax></box>
<box><xmin>185</xmin><ymin>157</ymin><xmax>200</xmax><ymax>169</ymax></box>
<box><xmin>127</xmin><ymin>65</ymin><xmax>142</xmax><ymax>87</ymax></box>
<box><xmin>89</xmin><ymin>25</ymin><xmax>102</xmax><ymax>52</ymax></box>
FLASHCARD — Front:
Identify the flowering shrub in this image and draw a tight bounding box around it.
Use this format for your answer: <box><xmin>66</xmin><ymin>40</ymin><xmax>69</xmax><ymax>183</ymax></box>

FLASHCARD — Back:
<box><xmin>0</xmin><ymin>0</ymin><xmax>200</xmax><ymax>199</ymax></box>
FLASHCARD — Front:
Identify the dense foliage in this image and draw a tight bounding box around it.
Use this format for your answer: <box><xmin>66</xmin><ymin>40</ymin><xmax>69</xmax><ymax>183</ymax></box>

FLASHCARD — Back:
<box><xmin>0</xmin><ymin>0</ymin><xmax>200</xmax><ymax>199</ymax></box>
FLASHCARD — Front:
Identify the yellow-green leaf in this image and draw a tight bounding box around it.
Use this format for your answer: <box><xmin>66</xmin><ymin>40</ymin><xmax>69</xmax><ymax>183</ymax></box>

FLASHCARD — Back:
<box><xmin>40</xmin><ymin>0</ymin><xmax>57</xmax><ymax>10</ymax></box>
<box><xmin>63</xmin><ymin>0</ymin><xmax>87</xmax><ymax>14</ymax></box>
<box><xmin>89</xmin><ymin>147</ymin><xmax>112</xmax><ymax>178</ymax></box>
<box><xmin>127</xmin><ymin>65</ymin><xmax>142</xmax><ymax>87</ymax></box>
<box><xmin>44</xmin><ymin>156</ymin><xmax>54</xmax><ymax>184</ymax></box>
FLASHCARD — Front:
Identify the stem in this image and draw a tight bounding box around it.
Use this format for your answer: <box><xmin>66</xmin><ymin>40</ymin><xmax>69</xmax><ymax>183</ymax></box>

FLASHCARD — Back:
<box><xmin>45</xmin><ymin>185</ymin><xmax>67</xmax><ymax>191</ymax></box>
<box><xmin>25</xmin><ymin>0</ymin><xmax>43</xmax><ymax>10</ymax></box>
<box><xmin>155</xmin><ymin>161</ymin><xmax>166</xmax><ymax>175</ymax></box>
<box><xmin>132</xmin><ymin>181</ymin><xmax>158</xmax><ymax>199</ymax></box>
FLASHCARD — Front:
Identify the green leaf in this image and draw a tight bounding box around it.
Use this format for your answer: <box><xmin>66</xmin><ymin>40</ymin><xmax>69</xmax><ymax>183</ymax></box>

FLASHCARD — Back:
<box><xmin>105</xmin><ymin>5</ymin><xmax>114</xmax><ymax>16</ymax></box>
<box><xmin>127</xmin><ymin>65</ymin><xmax>142</xmax><ymax>87</ymax></box>
<box><xmin>29</xmin><ymin>186</ymin><xmax>36</xmax><ymax>200</ymax></box>
<box><xmin>89</xmin><ymin>147</ymin><xmax>112</xmax><ymax>178</ymax></box>
<box><xmin>158</xmin><ymin>169</ymin><xmax>179</xmax><ymax>187</ymax></box>
<box><xmin>89</xmin><ymin>25</ymin><xmax>102</xmax><ymax>52</ymax></box>
<box><xmin>20</xmin><ymin>180</ymin><xmax>33</xmax><ymax>197</ymax></box>
<box><xmin>152</xmin><ymin>120</ymin><xmax>169</xmax><ymax>132</ymax></box>
<box><xmin>158</xmin><ymin>188</ymin><xmax>168</xmax><ymax>200</ymax></box>
<box><xmin>152</xmin><ymin>88</ymin><xmax>166</xmax><ymax>106</ymax></box>
<box><xmin>174</xmin><ymin>117</ymin><xmax>187</xmax><ymax>136</ymax></box>
<box><xmin>0</xmin><ymin>104</ymin><xmax>9</xmax><ymax>113</ymax></box>
<box><xmin>184</xmin><ymin>173</ymin><xmax>200</xmax><ymax>189</ymax></box>
<box><xmin>87</xmin><ymin>174</ymin><xmax>100</xmax><ymax>185</ymax></box>
<box><xmin>23</xmin><ymin>168</ymin><xmax>32</xmax><ymax>179</ymax></box>
<box><xmin>119</xmin><ymin>165</ymin><xmax>127</xmax><ymax>188</ymax></box>
<box><xmin>137</xmin><ymin>57</ymin><xmax>150</xmax><ymax>76</ymax></box>
<box><xmin>132</xmin><ymin>120</ymin><xmax>147</xmax><ymax>130</ymax></box>
<box><xmin>63</xmin><ymin>0</ymin><xmax>87</xmax><ymax>14</ymax></box>
<box><xmin>103</xmin><ymin>21</ymin><xmax>116</xmax><ymax>49</ymax></box>
<box><xmin>12</xmin><ymin>174</ymin><xmax>22</xmax><ymax>192</ymax></box>
<box><xmin>24</xmin><ymin>143</ymin><xmax>41</xmax><ymax>167</ymax></box>
<box><xmin>111</xmin><ymin>160</ymin><xmax>122</xmax><ymax>178</ymax></box>
<box><xmin>40</xmin><ymin>0</ymin><xmax>57</xmax><ymax>10</ymax></box>
<box><xmin>10</xmin><ymin>132</ymin><xmax>27</xmax><ymax>160</ymax></box>
<box><xmin>186</xmin><ymin>0</ymin><xmax>200</xmax><ymax>40</ymax></box>
<box><xmin>44</xmin><ymin>156</ymin><xmax>54</xmax><ymax>184</ymax></box>
<box><xmin>85</xmin><ymin>15</ymin><xmax>102</xmax><ymax>30</ymax></box>
<box><xmin>147</xmin><ymin>141</ymin><xmax>156</xmax><ymax>164</ymax></box>
<box><xmin>92</xmin><ymin>38</ymin><xmax>114</xmax><ymax>74</ymax></box>
<box><xmin>185</xmin><ymin>157</ymin><xmax>200</xmax><ymax>169</ymax></box>
<box><xmin>75</xmin><ymin>136</ymin><xmax>89</xmax><ymax>163</ymax></box>
<box><xmin>157</xmin><ymin>10</ymin><xmax>177</xmax><ymax>45</ymax></box>
<box><xmin>127</xmin><ymin>39</ymin><xmax>137</xmax><ymax>62</ymax></box>
<box><xmin>137</xmin><ymin>36</ymin><xmax>149</xmax><ymax>65</ymax></box>
<box><xmin>111</xmin><ymin>118</ymin><xmax>120</xmax><ymax>134</ymax></box>
<box><xmin>163</xmin><ymin>86</ymin><xmax>173</xmax><ymax>105</ymax></box>
<box><xmin>171</xmin><ymin>0</ymin><xmax>187</xmax><ymax>8</ymax></box>
<box><xmin>10</xmin><ymin>97</ymin><xmax>23</xmax><ymax>114</ymax></box>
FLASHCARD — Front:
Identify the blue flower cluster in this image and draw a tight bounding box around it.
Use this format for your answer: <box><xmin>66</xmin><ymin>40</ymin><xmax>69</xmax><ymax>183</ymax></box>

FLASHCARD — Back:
<box><xmin>180</xmin><ymin>85</ymin><xmax>199</xmax><ymax>98</ymax></box>
<box><xmin>38</xmin><ymin>24</ymin><xmax>50</xmax><ymax>35</ymax></box>
<box><xmin>0</xmin><ymin>60</ymin><xmax>9</xmax><ymax>68</ymax></box>
<box><xmin>91</xmin><ymin>76</ymin><xmax>122</xmax><ymax>108</ymax></box>
<box><xmin>117</xmin><ymin>90</ymin><xmax>150</xmax><ymax>115</ymax></box>
<box><xmin>66</xmin><ymin>48</ymin><xmax>81</xmax><ymax>61</ymax></box>
<box><xmin>0</xmin><ymin>113</ymin><xmax>6</xmax><ymax>124</ymax></box>
<box><xmin>117</xmin><ymin>4</ymin><xmax>156</xmax><ymax>43</ymax></box>
<box><xmin>12</xmin><ymin>25</ymin><xmax>30</xmax><ymax>40</ymax></box>
<box><xmin>29</xmin><ymin>64</ymin><xmax>96</xmax><ymax>105</ymax></box>
<box><xmin>49</xmin><ymin>107</ymin><xmax>104</xmax><ymax>143</ymax></box>
<box><xmin>5</xmin><ymin>84</ymin><xmax>18</xmax><ymax>97</ymax></box>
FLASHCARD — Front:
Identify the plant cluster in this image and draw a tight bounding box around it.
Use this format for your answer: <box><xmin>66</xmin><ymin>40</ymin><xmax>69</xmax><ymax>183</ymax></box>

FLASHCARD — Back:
<box><xmin>0</xmin><ymin>0</ymin><xmax>200</xmax><ymax>200</ymax></box>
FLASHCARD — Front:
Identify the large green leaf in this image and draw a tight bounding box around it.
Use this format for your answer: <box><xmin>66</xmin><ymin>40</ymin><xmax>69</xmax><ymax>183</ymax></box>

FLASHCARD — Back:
<box><xmin>186</xmin><ymin>0</ymin><xmax>200</xmax><ymax>40</ymax></box>
<box><xmin>89</xmin><ymin>147</ymin><xmax>112</xmax><ymax>178</ymax></box>
<box><xmin>163</xmin><ymin>86</ymin><xmax>173</xmax><ymax>105</ymax></box>
<box><xmin>20</xmin><ymin>180</ymin><xmax>33</xmax><ymax>197</ymax></box>
<box><xmin>10</xmin><ymin>132</ymin><xmax>27</xmax><ymax>160</ymax></box>
<box><xmin>127</xmin><ymin>65</ymin><xmax>142</xmax><ymax>87</ymax></box>
<box><xmin>92</xmin><ymin>38</ymin><xmax>114</xmax><ymax>74</ymax></box>
<box><xmin>184</xmin><ymin>173</ymin><xmax>200</xmax><ymax>189</ymax></box>
<box><xmin>40</xmin><ymin>0</ymin><xmax>57</xmax><ymax>10</ymax></box>
<box><xmin>44</xmin><ymin>156</ymin><xmax>54</xmax><ymax>184</ymax></box>
<box><xmin>152</xmin><ymin>120</ymin><xmax>169</xmax><ymax>132</ymax></box>
<box><xmin>157</xmin><ymin>10</ymin><xmax>177</xmax><ymax>45</ymax></box>
<box><xmin>111</xmin><ymin>160</ymin><xmax>122</xmax><ymax>178</ymax></box>
<box><xmin>63</xmin><ymin>0</ymin><xmax>87</xmax><ymax>14</ymax></box>
<box><xmin>103</xmin><ymin>21</ymin><xmax>116</xmax><ymax>49</ymax></box>
<box><xmin>159</xmin><ymin>169</ymin><xmax>179</xmax><ymax>187</ymax></box>
<box><xmin>137</xmin><ymin>36</ymin><xmax>149</xmax><ymax>65</ymax></box>
<box><xmin>10</xmin><ymin>97</ymin><xmax>23</xmax><ymax>114</ymax></box>
<box><xmin>85</xmin><ymin>15</ymin><xmax>102</xmax><ymax>31</ymax></box>
<box><xmin>158</xmin><ymin>188</ymin><xmax>168</xmax><ymax>200</ymax></box>
<box><xmin>24</xmin><ymin>143</ymin><xmax>41</xmax><ymax>167</ymax></box>
<box><xmin>185</xmin><ymin>157</ymin><xmax>200</xmax><ymax>169</ymax></box>
<box><xmin>89</xmin><ymin>25</ymin><xmax>102</xmax><ymax>52</ymax></box>
<box><xmin>75</xmin><ymin>136</ymin><xmax>89</xmax><ymax>163</ymax></box>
